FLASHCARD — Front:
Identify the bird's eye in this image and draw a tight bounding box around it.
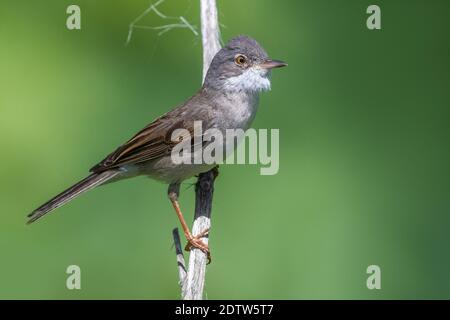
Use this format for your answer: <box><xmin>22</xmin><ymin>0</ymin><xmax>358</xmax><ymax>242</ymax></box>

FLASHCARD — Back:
<box><xmin>234</xmin><ymin>54</ymin><xmax>247</xmax><ymax>66</ymax></box>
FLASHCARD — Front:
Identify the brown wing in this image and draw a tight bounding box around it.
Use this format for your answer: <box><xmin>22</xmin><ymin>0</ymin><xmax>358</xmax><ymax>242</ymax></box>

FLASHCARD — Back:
<box><xmin>90</xmin><ymin>115</ymin><xmax>194</xmax><ymax>173</ymax></box>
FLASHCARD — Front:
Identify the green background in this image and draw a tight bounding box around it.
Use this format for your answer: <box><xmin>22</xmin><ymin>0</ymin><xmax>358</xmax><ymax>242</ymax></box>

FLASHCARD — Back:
<box><xmin>1</xmin><ymin>0</ymin><xmax>449</xmax><ymax>299</ymax></box>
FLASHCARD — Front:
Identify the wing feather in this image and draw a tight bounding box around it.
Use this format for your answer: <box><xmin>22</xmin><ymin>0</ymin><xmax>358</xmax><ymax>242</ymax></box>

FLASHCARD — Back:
<box><xmin>89</xmin><ymin>89</ymin><xmax>212</xmax><ymax>173</ymax></box>
<box><xmin>90</xmin><ymin>116</ymin><xmax>192</xmax><ymax>172</ymax></box>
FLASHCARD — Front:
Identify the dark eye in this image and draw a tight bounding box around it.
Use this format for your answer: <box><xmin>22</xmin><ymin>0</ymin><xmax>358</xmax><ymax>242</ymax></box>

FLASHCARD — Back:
<box><xmin>234</xmin><ymin>54</ymin><xmax>247</xmax><ymax>66</ymax></box>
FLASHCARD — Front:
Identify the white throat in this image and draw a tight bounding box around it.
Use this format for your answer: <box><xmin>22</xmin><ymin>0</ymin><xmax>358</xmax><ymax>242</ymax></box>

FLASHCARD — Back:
<box><xmin>222</xmin><ymin>67</ymin><xmax>271</xmax><ymax>93</ymax></box>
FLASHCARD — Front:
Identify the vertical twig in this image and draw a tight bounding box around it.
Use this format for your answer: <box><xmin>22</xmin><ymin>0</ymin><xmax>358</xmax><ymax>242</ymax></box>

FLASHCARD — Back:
<box><xmin>172</xmin><ymin>228</ymin><xmax>187</xmax><ymax>292</ymax></box>
<box><xmin>172</xmin><ymin>0</ymin><xmax>221</xmax><ymax>300</ymax></box>
<box><xmin>183</xmin><ymin>167</ymin><xmax>218</xmax><ymax>300</ymax></box>
<box><xmin>200</xmin><ymin>0</ymin><xmax>221</xmax><ymax>82</ymax></box>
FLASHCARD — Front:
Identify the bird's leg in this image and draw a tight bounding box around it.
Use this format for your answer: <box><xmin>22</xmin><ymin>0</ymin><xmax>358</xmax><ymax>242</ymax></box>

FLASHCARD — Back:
<box><xmin>168</xmin><ymin>183</ymin><xmax>210</xmax><ymax>259</ymax></box>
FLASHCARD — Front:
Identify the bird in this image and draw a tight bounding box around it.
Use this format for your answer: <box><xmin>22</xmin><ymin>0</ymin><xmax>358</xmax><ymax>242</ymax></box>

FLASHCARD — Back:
<box><xmin>27</xmin><ymin>35</ymin><xmax>287</xmax><ymax>258</ymax></box>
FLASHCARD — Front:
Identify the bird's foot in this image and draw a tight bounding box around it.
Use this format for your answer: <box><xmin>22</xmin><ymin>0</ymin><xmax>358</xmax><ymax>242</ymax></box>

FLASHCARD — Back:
<box><xmin>185</xmin><ymin>228</ymin><xmax>211</xmax><ymax>263</ymax></box>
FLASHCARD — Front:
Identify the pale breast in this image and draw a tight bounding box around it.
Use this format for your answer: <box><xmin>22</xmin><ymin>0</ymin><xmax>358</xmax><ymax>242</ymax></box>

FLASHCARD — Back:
<box><xmin>214</xmin><ymin>92</ymin><xmax>259</xmax><ymax>131</ymax></box>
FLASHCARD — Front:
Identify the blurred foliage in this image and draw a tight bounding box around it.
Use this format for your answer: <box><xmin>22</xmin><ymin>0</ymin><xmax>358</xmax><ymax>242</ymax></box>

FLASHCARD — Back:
<box><xmin>0</xmin><ymin>0</ymin><xmax>449</xmax><ymax>299</ymax></box>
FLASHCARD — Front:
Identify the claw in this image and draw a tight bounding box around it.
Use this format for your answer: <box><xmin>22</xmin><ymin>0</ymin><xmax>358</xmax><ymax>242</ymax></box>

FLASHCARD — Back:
<box><xmin>185</xmin><ymin>228</ymin><xmax>211</xmax><ymax>264</ymax></box>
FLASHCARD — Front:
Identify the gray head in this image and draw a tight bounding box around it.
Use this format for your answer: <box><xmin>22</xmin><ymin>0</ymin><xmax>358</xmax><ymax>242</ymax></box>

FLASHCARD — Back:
<box><xmin>203</xmin><ymin>35</ymin><xmax>287</xmax><ymax>93</ymax></box>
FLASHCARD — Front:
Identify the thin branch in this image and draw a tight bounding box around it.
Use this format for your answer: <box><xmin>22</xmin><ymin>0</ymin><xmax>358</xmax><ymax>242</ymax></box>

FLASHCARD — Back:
<box><xmin>184</xmin><ymin>167</ymin><xmax>218</xmax><ymax>300</ymax></box>
<box><xmin>172</xmin><ymin>228</ymin><xmax>187</xmax><ymax>293</ymax></box>
<box><xmin>126</xmin><ymin>0</ymin><xmax>198</xmax><ymax>46</ymax></box>
<box><xmin>178</xmin><ymin>0</ymin><xmax>221</xmax><ymax>300</ymax></box>
<box><xmin>180</xmin><ymin>16</ymin><xmax>199</xmax><ymax>36</ymax></box>
<box><xmin>169</xmin><ymin>0</ymin><xmax>221</xmax><ymax>300</ymax></box>
<box><xmin>200</xmin><ymin>0</ymin><xmax>221</xmax><ymax>82</ymax></box>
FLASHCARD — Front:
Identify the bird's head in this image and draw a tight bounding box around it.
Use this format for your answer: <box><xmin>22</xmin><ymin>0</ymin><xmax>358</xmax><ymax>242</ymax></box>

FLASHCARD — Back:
<box><xmin>203</xmin><ymin>35</ymin><xmax>287</xmax><ymax>93</ymax></box>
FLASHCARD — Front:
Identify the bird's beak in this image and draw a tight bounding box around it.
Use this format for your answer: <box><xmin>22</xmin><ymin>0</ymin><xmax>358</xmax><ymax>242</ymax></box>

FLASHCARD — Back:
<box><xmin>259</xmin><ymin>59</ymin><xmax>288</xmax><ymax>69</ymax></box>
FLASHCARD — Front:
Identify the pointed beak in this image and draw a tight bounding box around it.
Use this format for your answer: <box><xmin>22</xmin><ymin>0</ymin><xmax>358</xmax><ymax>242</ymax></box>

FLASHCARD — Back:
<box><xmin>259</xmin><ymin>59</ymin><xmax>288</xmax><ymax>69</ymax></box>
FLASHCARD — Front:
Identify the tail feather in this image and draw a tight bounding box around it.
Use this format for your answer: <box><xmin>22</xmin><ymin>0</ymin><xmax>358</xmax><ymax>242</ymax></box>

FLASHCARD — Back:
<box><xmin>27</xmin><ymin>170</ymin><xmax>120</xmax><ymax>224</ymax></box>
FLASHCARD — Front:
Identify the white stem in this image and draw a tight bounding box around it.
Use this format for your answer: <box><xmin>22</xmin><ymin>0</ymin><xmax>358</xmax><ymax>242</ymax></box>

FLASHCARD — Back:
<box><xmin>200</xmin><ymin>0</ymin><xmax>221</xmax><ymax>83</ymax></box>
<box><xmin>183</xmin><ymin>216</ymin><xmax>210</xmax><ymax>299</ymax></box>
<box><xmin>183</xmin><ymin>167</ymin><xmax>218</xmax><ymax>300</ymax></box>
<box><xmin>173</xmin><ymin>0</ymin><xmax>221</xmax><ymax>301</ymax></box>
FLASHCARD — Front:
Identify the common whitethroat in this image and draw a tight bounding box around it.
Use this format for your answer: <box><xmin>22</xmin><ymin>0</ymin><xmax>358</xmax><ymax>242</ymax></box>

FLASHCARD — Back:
<box><xmin>28</xmin><ymin>35</ymin><xmax>287</xmax><ymax>258</ymax></box>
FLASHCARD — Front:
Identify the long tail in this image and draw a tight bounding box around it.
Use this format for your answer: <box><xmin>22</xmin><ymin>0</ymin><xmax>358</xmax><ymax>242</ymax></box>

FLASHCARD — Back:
<box><xmin>27</xmin><ymin>170</ymin><xmax>120</xmax><ymax>224</ymax></box>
